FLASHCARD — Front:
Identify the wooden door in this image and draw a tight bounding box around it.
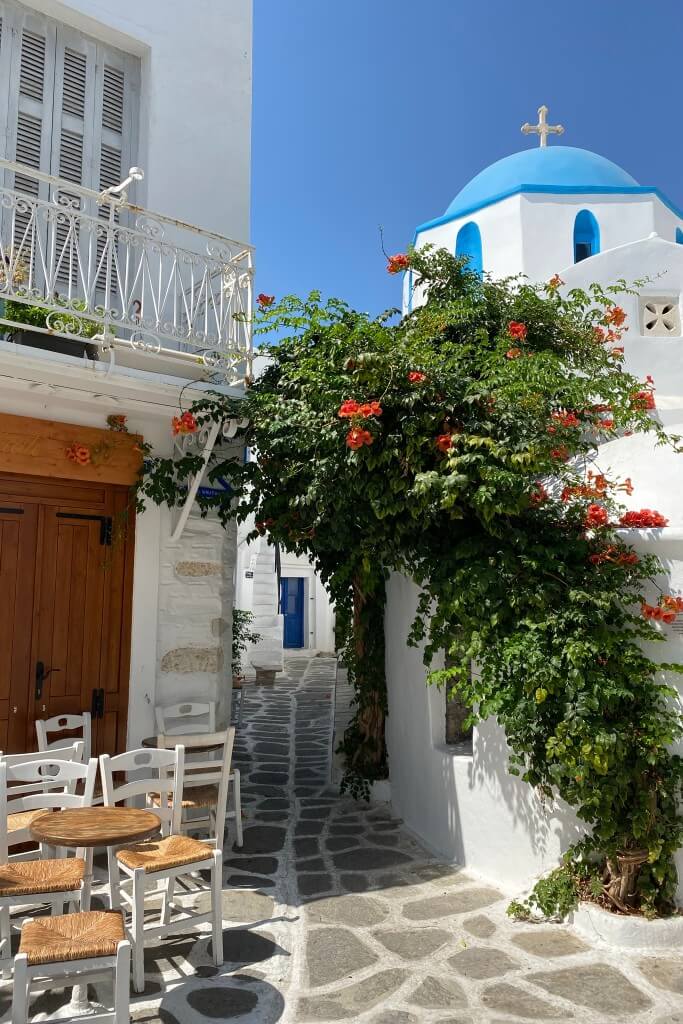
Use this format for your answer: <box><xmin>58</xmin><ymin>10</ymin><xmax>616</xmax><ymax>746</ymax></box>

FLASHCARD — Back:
<box><xmin>0</xmin><ymin>474</ymin><xmax>134</xmax><ymax>755</ymax></box>
<box><xmin>0</xmin><ymin>502</ymin><xmax>39</xmax><ymax>752</ymax></box>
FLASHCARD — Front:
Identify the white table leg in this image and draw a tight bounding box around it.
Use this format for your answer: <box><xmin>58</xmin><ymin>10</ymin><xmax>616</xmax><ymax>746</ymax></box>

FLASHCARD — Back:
<box><xmin>69</xmin><ymin>848</ymin><xmax>95</xmax><ymax>1014</ymax></box>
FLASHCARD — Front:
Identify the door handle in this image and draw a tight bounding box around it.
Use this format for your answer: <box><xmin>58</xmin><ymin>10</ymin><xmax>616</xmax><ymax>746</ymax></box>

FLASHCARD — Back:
<box><xmin>35</xmin><ymin>661</ymin><xmax>60</xmax><ymax>701</ymax></box>
<box><xmin>91</xmin><ymin>687</ymin><xmax>105</xmax><ymax>719</ymax></box>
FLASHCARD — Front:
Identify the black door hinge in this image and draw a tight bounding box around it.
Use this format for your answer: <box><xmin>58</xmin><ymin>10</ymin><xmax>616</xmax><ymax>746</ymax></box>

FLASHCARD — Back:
<box><xmin>56</xmin><ymin>513</ymin><xmax>113</xmax><ymax>546</ymax></box>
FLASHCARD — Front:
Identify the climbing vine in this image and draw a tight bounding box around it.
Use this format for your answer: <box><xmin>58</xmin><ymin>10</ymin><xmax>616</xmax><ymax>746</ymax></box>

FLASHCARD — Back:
<box><xmin>137</xmin><ymin>248</ymin><xmax>683</xmax><ymax>916</ymax></box>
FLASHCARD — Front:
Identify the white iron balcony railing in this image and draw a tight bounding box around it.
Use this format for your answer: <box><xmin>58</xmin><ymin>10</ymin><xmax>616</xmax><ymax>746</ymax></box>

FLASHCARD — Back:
<box><xmin>0</xmin><ymin>158</ymin><xmax>253</xmax><ymax>384</ymax></box>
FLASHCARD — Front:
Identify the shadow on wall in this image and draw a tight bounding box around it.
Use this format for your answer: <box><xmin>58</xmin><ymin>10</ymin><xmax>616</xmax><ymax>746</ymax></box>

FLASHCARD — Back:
<box><xmin>467</xmin><ymin>715</ymin><xmax>585</xmax><ymax>860</ymax></box>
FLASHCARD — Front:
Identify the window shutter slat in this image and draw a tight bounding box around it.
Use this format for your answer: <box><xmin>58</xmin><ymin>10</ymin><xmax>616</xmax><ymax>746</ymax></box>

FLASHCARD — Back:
<box><xmin>102</xmin><ymin>65</ymin><xmax>124</xmax><ymax>133</ymax></box>
<box><xmin>62</xmin><ymin>48</ymin><xmax>86</xmax><ymax>117</ymax></box>
<box><xmin>19</xmin><ymin>29</ymin><xmax>46</xmax><ymax>100</ymax></box>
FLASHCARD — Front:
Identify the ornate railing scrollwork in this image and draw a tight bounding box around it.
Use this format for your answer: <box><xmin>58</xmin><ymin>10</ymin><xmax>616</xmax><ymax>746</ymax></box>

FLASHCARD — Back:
<box><xmin>0</xmin><ymin>157</ymin><xmax>253</xmax><ymax>384</ymax></box>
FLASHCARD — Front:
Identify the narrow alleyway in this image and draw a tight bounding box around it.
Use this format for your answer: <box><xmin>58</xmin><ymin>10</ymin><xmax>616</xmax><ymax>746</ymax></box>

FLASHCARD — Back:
<box><xmin>9</xmin><ymin>655</ymin><xmax>680</xmax><ymax>1023</ymax></box>
<box><xmin>125</xmin><ymin>653</ymin><xmax>682</xmax><ymax>1024</ymax></box>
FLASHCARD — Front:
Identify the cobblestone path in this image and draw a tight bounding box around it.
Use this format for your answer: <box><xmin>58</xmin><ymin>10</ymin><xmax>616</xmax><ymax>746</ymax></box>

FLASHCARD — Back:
<box><xmin>8</xmin><ymin>654</ymin><xmax>681</xmax><ymax>1023</ymax></box>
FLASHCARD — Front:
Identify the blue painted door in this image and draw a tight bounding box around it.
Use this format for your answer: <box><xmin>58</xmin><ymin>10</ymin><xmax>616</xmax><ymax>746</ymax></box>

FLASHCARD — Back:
<box><xmin>281</xmin><ymin>577</ymin><xmax>305</xmax><ymax>649</ymax></box>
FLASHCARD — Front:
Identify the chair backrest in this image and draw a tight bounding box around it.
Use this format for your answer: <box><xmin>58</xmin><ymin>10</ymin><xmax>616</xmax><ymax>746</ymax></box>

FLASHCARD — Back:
<box><xmin>154</xmin><ymin>701</ymin><xmax>216</xmax><ymax>735</ymax></box>
<box><xmin>36</xmin><ymin>713</ymin><xmax>92</xmax><ymax>762</ymax></box>
<box><xmin>158</xmin><ymin>728</ymin><xmax>235</xmax><ymax>852</ymax></box>
<box><xmin>0</xmin><ymin>755</ymin><xmax>98</xmax><ymax>860</ymax></box>
<box><xmin>0</xmin><ymin>741</ymin><xmax>85</xmax><ymax>780</ymax></box>
<box><xmin>100</xmin><ymin>746</ymin><xmax>184</xmax><ymax>836</ymax></box>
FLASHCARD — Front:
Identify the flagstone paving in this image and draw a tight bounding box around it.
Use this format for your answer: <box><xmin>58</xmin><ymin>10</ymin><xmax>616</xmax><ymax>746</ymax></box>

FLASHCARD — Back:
<box><xmin>5</xmin><ymin>653</ymin><xmax>682</xmax><ymax>1023</ymax></box>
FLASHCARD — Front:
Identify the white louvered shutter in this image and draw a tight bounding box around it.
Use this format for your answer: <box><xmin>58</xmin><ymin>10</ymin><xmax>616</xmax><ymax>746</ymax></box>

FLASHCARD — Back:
<box><xmin>93</xmin><ymin>50</ymin><xmax>137</xmax><ymax>298</ymax></box>
<box><xmin>50</xmin><ymin>25</ymin><xmax>97</xmax><ymax>289</ymax></box>
<box><xmin>0</xmin><ymin>0</ymin><xmax>139</xmax><ymax>298</ymax></box>
<box><xmin>3</xmin><ymin>5</ymin><xmax>56</xmax><ymax>274</ymax></box>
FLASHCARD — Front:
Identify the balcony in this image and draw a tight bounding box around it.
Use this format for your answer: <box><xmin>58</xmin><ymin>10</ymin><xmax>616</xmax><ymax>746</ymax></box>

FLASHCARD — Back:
<box><xmin>0</xmin><ymin>159</ymin><xmax>253</xmax><ymax>385</ymax></box>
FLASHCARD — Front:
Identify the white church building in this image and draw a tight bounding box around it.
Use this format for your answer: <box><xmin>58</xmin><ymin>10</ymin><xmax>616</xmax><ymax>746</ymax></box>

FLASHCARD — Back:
<box><xmin>388</xmin><ymin>108</ymin><xmax>683</xmax><ymax>905</ymax></box>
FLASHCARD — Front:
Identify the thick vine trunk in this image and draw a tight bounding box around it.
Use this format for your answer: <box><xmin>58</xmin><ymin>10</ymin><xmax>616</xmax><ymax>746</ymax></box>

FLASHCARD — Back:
<box><xmin>350</xmin><ymin>572</ymin><xmax>387</xmax><ymax>769</ymax></box>
<box><xmin>604</xmin><ymin>850</ymin><xmax>648</xmax><ymax>911</ymax></box>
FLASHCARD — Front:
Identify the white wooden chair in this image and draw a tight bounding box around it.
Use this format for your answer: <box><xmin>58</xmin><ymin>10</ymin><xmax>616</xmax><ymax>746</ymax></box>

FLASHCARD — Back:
<box><xmin>0</xmin><ymin>755</ymin><xmax>98</xmax><ymax>971</ymax></box>
<box><xmin>154</xmin><ymin>700</ymin><xmax>216</xmax><ymax>735</ymax></box>
<box><xmin>154</xmin><ymin>700</ymin><xmax>243</xmax><ymax>846</ymax></box>
<box><xmin>100</xmin><ymin>745</ymin><xmax>223</xmax><ymax>992</ymax></box>
<box><xmin>36</xmin><ymin>713</ymin><xmax>92</xmax><ymax>763</ymax></box>
<box><xmin>157</xmin><ymin>728</ymin><xmax>241</xmax><ymax>847</ymax></box>
<box><xmin>0</xmin><ymin>744</ymin><xmax>85</xmax><ymax>857</ymax></box>
<box><xmin>12</xmin><ymin>911</ymin><xmax>130</xmax><ymax>1024</ymax></box>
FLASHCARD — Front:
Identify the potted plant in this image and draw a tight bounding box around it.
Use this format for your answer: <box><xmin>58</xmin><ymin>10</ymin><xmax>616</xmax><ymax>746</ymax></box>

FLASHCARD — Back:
<box><xmin>3</xmin><ymin>296</ymin><xmax>102</xmax><ymax>360</ymax></box>
<box><xmin>232</xmin><ymin>608</ymin><xmax>262</xmax><ymax>685</ymax></box>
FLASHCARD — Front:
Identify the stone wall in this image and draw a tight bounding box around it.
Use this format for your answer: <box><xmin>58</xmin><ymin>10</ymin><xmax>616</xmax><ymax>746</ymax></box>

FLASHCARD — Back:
<box><xmin>156</xmin><ymin>515</ymin><xmax>237</xmax><ymax>728</ymax></box>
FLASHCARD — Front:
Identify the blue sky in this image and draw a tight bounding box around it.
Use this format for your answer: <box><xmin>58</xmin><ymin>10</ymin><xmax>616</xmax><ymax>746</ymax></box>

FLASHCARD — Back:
<box><xmin>251</xmin><ymin>0</ymin><xmax>683</xmax><ymax>317</ymax></box>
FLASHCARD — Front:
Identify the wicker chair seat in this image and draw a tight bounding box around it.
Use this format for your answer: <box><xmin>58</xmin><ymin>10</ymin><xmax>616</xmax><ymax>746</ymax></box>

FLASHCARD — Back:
<box><xmin>116</xmin><ymin>834</ymin><xmax>213</xmax><ymax>872</ymax></box>
<box><xmin>8</xmin><ymin>809</ymin><xmax>48</xmax><ymax>834</ymax></box>
<box><xmin>149</xmin><ymin>784</ymin><xmax>218</xmax><ymax>810</ymax></box>
<box><xmin>0</xmin><ymin>858</ymin><xmax>84</xmax><ymax>897</ymax></box>
<box><xmin>19</xmin><ymin>910</ymin><xmax>125</xmax><ymax>965</ymax></box>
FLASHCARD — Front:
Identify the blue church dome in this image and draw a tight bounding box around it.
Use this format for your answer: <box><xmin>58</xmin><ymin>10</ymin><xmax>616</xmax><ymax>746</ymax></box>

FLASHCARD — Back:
<box><xmin>444</xmin><ymin>146</ymin><xmax>640</xmax><ymax>219</ymax></box>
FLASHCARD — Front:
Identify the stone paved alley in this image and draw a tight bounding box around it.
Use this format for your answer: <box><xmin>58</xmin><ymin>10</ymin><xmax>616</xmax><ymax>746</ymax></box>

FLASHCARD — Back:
<box><xmin>7</xmin><ymin>654</ymin><xmax>682</xmax><ymax>1023</ymax></box>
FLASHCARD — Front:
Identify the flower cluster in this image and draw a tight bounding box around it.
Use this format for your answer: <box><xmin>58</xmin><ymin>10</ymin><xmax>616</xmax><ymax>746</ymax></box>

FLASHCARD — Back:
<box><xmin>562</xmin><ymin>472</ymin><xmax>633</xmax><ymax>502</ymax></box>
<box><xmin>387</xmin><ymin>253</ymin><xmax>409</xmax><ymax>275</ymax></box>
<box><xmin>588</xmin><ymin>546</ymin><xmax>639</xmax><ymax>566</ymax></box>
<box><xmin>257</xmin><ymin>293</ymin><xmax>275</xmax><ymax>308</ymax></box>
<box><xmin>338</xmin><ymin>399</ymin><xmax>382</xmax><ymax>451</ymax></box>
<box><xmin>631</xmin><ymin>388</ymin><xmax>656</xmax><ymax>412</ymax></box>
<box><xmin>106</xmin><ymin>414</ymin><xmax>128</xmax><ymax>433</ymax></box>
<box><xmin>550</xmin><ymin>445</ymin><xmax>569</xmax><ymax>461</ymax></box>
<box><xmin>346</xmin><ymin>427</ymin><xmax>374</xmax><ymax>450</ymax></box>
<box><xmin>435</xmin><ymin>433</ymin><xmax>454</xmax><ymax>453</ymax></box>
<box><xmin>547</xmin><ymin>274</ymin><xmax>564</xmax><ymax>291</ymax></box>
<box><xmin>619</xmin><ymin>509</ymin><xmax>668</xmax><ymax>528</ymax></box>
<box><xmin>548</xmin><ymin>409</ymin><xmax>581</xmax><ymax>432</ymax></box>
<box><xmin>338</xmin><ymin>399</ymin><xmax>383</xmax><ymax>419</ymax></box>
<box><xmin>172</xmin><ymin>411</ymin><xmax>198</xmax><ymax>436</ymax></box>
<box><xmin>585</xmin><ymin>503</ymin><xmax>609</xmax><ymax>529</ymax></box>
<box><xmin>642</xmin><ymin>596</ymin><xmax>683</xmax><ymax>624</ymax></box>
<box><xmin>508</xmin><ymin>321</ymin><xmax>527</xmax><ymax>340</ymax></box>
<box><xmin>605</xmin><ymin>305</ymin><xmax>626</xmax><ymax>327</ymax></box>
<box><xmin>407</xmin><ymin>371</ymin><xmax>426</xmax><ymax>384</ymax></box>
<box><xmin>529</xmin><ymin>482</ymin><xmax>549</xmax><ymax>506</ymax></box>
<box><xmin>506</xmin><ymin>347</ymin><xmax>522</xmax><ymax>359</ymax></box>
<box><xmin>66</xmin><ymin>442</ymin><xmax>91</xmax><ymax>466</ymax></box>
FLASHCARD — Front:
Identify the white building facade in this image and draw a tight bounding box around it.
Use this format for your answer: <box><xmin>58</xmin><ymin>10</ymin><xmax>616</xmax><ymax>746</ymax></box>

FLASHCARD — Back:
<box><xmin>390</xmin><ymin>135</ymin><xmax>683</xmax><ymax>904</ymax></box>
<box><xmin>0</xmin><ymin>0</ymin><xmax>252</xmax><ymax>755</ymax></box>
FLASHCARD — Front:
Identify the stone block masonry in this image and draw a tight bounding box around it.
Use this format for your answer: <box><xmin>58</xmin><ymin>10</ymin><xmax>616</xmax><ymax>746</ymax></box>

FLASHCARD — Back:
<box><xmin>156</xmin><ymin>515</ymin><xmax>237</xmax><ymax>726</ymax></box>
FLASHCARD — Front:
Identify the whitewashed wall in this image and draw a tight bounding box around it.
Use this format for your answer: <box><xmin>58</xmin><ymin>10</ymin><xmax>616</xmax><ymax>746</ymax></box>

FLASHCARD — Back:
<box><xmin>412</xmin><ymin>193</ymin><xmax>681</xmax><ymax>298</ymax></box>
<box><xmin>385</xmin><ymin>573</ymin><xmax>585</xmax><ymax>895</ymax></box>
<box><xmin>25</xmin><ymin>0</ymin><xmax>252</xmax><ymax>242</ymax></box>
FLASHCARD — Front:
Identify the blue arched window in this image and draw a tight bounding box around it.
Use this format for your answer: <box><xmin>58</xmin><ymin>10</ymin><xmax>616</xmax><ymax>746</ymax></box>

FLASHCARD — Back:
<box><xmin>574</xmin><ymin>210</ymin><xmax>600</xmax><ymax>263</ymax></box>
<box><xmin>455</xmin><ymin>221</ymin><xmax>483</xmax><ymax>276</ymax></box>
<box><xmin>676</xmin><ymin>228</ymin><xmax>683</xmax><ymax>245</ymax></box>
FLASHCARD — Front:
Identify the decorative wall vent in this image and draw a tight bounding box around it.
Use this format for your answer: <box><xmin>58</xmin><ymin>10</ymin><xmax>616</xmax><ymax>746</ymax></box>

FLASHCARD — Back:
<box><xmin>639</xmin><ymin>296</ymin><xmax>681</xmax><ymax>337</ymax></box>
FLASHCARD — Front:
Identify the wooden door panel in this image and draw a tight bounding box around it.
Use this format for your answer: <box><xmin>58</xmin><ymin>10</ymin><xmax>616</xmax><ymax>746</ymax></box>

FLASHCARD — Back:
<box><xmin>33</xmin><ymin>509</ymin><xmax>109</xmax><ymax>736</ymax></box>
<box><xmin>0</xmin><ymin>475</ymin><xmax>133</xmax><ymax>756</ymax></box>
<box><xmin>0</xmin><ymin>505</ymin><xmax>38</xmax><ymax>751</ymax></box>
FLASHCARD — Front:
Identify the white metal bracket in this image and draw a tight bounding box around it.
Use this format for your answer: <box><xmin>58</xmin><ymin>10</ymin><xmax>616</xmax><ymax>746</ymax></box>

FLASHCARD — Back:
<box><xmin>170</xmin><ymin>416</ymin><xmax>248</xmax><ymax>542</ymax></box>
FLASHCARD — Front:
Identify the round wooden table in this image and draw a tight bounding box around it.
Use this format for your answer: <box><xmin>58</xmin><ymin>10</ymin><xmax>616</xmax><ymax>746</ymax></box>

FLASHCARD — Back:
<box><xmin>29</xmin><ymin>806</ymin><xmax>160</xmax><ymax>848</ymax></box>
<box><xmin>29</xmin><ymin>807</ymin><xmax>160</xmax><ymax>1013</ymax></box>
